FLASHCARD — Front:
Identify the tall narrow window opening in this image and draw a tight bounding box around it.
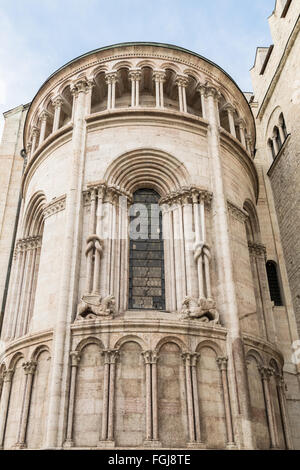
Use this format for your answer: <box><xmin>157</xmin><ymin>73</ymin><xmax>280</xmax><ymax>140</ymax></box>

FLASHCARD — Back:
<box><xmin>129</xmin><ymin>189</ymin><xmax>165</xmax><ymax>310</ymax></box>
<box><xmin>266</xmin><ymin>260</ymin><xmax>283</xmax><ymax>306</ymax></box>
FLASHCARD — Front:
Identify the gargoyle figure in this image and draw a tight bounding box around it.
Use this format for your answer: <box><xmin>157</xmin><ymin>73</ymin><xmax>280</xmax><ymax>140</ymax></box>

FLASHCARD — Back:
<box><xmin>181</xmin><ymin>296</ymin><xmax>219</xmax><ymax>324</ymax></box>
<box><xmin>76</xmin><ymin>294</ymin><xmax>115</xmax><ymax>320</ymax></box>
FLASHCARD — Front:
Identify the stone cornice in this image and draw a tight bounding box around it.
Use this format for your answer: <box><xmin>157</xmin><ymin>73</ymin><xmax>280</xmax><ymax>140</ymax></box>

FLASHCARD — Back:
<box><xmin>43</xmin><ymin>194</ymin><xmax>66</xmax><ymax>219</ymax></box>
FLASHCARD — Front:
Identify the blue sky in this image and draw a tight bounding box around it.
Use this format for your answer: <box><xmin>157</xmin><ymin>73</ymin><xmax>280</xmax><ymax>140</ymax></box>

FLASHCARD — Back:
<box><xmin>0</xmin><ymin>0</ymin><xmax>275</xmax><ymax>137</ymax></box>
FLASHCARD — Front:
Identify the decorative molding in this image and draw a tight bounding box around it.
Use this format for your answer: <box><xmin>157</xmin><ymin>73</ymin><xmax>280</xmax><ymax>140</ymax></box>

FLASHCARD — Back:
<box><xmin>43</xmin><ymin>194</ymin><xmax>66</xmax><ymax>219</ymax></box>
<box><xmin>159</xmin><ymin>186</ymin><xmax>213</xmax><ymax>207</ymax></box>
<box><xmin>248</xmin><ymin>241</ymin><xmax>267</xmax><ymax>258</ymax></box>
<box><xmin>15</xmin><ymin>235</ymin><xmax>42</xmax><ymax>253</ymax></box>
<box><xmin>83</xmin><ymin>183</ymin><xmax>132</xmax><ymax>206</ymax></box>
<box><xmin>227</xmin><ymin>200</ymin><xmax>249</xmax><ymax>222</ymax></box>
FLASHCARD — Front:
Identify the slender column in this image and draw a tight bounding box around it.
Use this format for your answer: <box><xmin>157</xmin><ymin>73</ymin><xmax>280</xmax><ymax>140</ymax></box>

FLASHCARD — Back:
<box><xmin>142</xmin><ymin>351</ymin><xmax>153</xmax><ymax>441</ymax></box>
<box><xmin>278</xmin><ymin>123</ymin><xmax>286</xmax><ymax>144</ymax></box>
<box><xmin>224</xmin><ymin>103</ymin><xmax>237</xmax><ymax>137</ymax></box>
<box><xmin>106</xmin><ymin>75</ymin><xmax>112</xmax><ymax>110</ymax></box>
<box><xmin>16</xmin><ymin>361</ymin><xmax>37</xmax><ymax>448</ymax></box>
<box><xmin>151</xmin><ymin>352</ymin><xmax>159</xmax><ymax>442</ymax></box>
<box><xmin>63</xmin><ymin>352</ymin><xmax>81</xmax><ymax>447</ymax></box>
<box><xmin>45</xmin><ymin>78</ymin><xmax>89</xmax><ymax>448</ymax></box>
<box><xmin>31</xmin><ymin>127</ymin><xmax>40</xmax><ymax>154</ymax></box>
<box><xmin>237</xmin><ymin>119</ymin><xmax>246</xmax><ymax>147</ymax></box>
<box><xmin>52</xmin><ymin>96</ymin><xmax>63</xmax><ymax>132</ymax></box>
<box><xmin>85</xmin><ymin>79</ymin><xmax>94</xmax><ymax>115</ymax></box>
<box><xmin>17</xmin><ymin>240</ymin><xmax>37</xmax><ymax>337</ymax></box>
<box><xmin>272</xmin><ymin>134</ymin><xmax>280</xmax><ymax>155</ymax></box>
<box><xmin>198</xmin><ymin>85</ymin><xmax>206</xmax><ymax>119</ymax></box>
<box><xmin>165</xmin><ymin>205</ymin><xmax>176</xmax><ymax>311</ymax></box>
<box><xmin>86</xmin><ymin>187</ymin><xmax>96</xmax><ymax>293</ymax></box>
<box><xmin>38</xmin><ymin>111</ymin><xmax>49</xmax><ymax>146</ymax></box>
<box><xmin>100</xmin><ymin>350</ymin><xmax>110</xmax><ymax>443</ymax></box>
<box><xmin>12</xmin><ymin>241</ymin><xmax>27</xmax><ymax>338</ymax></box>
<box><xmin>0</xmin><ymin>369</ymin><xmax>14</xmax><ymax>449</ymax></box>
<box><xmin>176</xmin><ymin>76</ymin><xmax>188</xmax><ymax>112</ymax></box>
<box><xmin>217</xmin><ymin>357</ymin><xmax>235</xmax><ymax>448</ymax></box>
<box><xmin>182</xmin><ymin>353</ymin><xmax>196</xmax><ymax>443</ymax></box>
<box><xmin>204</xmin><ymin>250</ymin><xmax>212</xmax><ymax>298</ymax></box>
<box><xmin>182</xmin><ymin>196</ymin><xmax>196</xmax><ymax>297</ymax></box>
<box><xmin>192</xmin><ymin>192</ymin><xmax>204</xmax><ymax>298</ymax></box>
<box><xmin>107</xmin><ymin>350</ymin><xmax>119</xmax><ymax>442</ymax></box>
<box><xmin>129</xmin><ymin>70</ymin><xmax>141</xmax><ymax>107</ymax></box>
<box><xmin>259</xmin><ymin>366</ymin><xmax>278</xmax><ymax>449</ymax></box>
<box><xmin>205</xmin><ymin>83</ymin><xmax>254</xmax><ymax>448</ymax></box>
<box><xmin>26</xmin><ymin>141</ymin><xmax>32</xmax><ymax>161</ymax></box>
<box><xmin>6</xmin><ymin>244</ymin><xmax>23</xmax><ymax>339</ymax></box>
<box><xmin>153</xmin><ymin>71</ymin><xmax>165</xmax><ymax>108</ymax></box>
<box><xmin>276</xmin><ymin>374</ymin><xmax>293</xmax><ymax>450</ymax></box>
<box><xmin>190</xmin><ymin>354</ymin><xmax>203</xmax><ymax>444</ymax></box>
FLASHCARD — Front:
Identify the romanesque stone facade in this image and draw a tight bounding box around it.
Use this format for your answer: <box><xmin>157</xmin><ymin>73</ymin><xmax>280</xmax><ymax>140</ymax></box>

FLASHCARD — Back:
<box><xmin>0</xmin><ymin>14</ymin><xmax>299</xmax><ymax>449</ymax></box>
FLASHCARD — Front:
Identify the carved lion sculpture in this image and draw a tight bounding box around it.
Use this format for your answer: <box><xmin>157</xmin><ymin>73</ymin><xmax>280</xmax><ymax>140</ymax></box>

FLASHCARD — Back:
<box><xmin>181</xmin><ymin>296</ymin><xmax>219</xmax><ymax>324</ymax></box>
<box><xmin>77</xmin><ymin>294</ymin><xmax>116</xmax><ymax>320</ymax></box>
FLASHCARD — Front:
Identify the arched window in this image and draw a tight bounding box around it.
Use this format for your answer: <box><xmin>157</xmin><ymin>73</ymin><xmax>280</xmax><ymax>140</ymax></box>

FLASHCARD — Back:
<box><xmin>129</xmin><ymin>189</ymin><xmax>165</xmax><ymax>310</ymax></box>
<box><xmin>266</xmin><ymin>261</ymin><xmax>283</xmax><ymax>306</ymax></box>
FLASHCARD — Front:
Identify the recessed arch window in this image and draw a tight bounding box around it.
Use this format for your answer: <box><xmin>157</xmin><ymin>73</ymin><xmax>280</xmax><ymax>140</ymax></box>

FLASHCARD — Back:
<box><xmin>129</xmin><ymin>189</ymin><xmax>165</xmax><ymax>310</ymax></box>
<box><xmin>279</xmin><ymin>113</ymin><xmax>288</xmax><ymax>139</ymax></box>
<box><xmin>266</xmin><ymin>260</ymin><xmax>283</xmax><ymax>306</ymax></box>
<box><xmin>268</xmin><ymin>138</ymin><xmax>276</xmax><ymax>160</ymax></box>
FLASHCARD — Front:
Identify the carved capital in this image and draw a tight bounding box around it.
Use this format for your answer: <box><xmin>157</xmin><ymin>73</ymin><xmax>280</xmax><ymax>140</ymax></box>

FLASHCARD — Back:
<box><xmin>105</xmin><ymin>72</ymin><xmax>118</xmax><ymax>84</ymax></box>
<box><xmin>22</xmin><ymin>361</ymin><xmax>37</xmax><ymax>375</ymax></box>
<box><xmin>52</xmin><ymin>95</ymin><xmax>63</xmax><ymax>109</ymax></box>
<box><xmin>129</xmin><ymin>69</ymin><xmax>142</xmax><ymax>81</ymax></box>
<box><xmin>181</xmin><ymin>352</ymin><xmax>192</xmax><ymax>366</ymax></box>
<box><xmin>70</xmin><ymin>351</ymin><xmax>81</xmax><ymax>367</ymax></box>
<box><xmin>3</xmin><ymin>369</ymin><xmax>14</xmax><ymax>383</ymax></box>
<box><xmin>227</xmin><ymin>201</ymin><xmax>249</xmax><ymax>222</ymax></box>
<box><xmin>152</xmin><ymin>70</ymin><xmax>166</xmax><ymax>82</ymax></box>
<box><xmin>216</xmin><ymin>356</ymin><xmax>228</xmax><ymax>371</ymax></box>
<box><xmin>175</xmin><ymin>74</ymin><xmax>188</xmax><ymax>88</ymax></box>
<box><xmin>248</xmin><ymin>242</ymin><xmax>267</xmax><ymax>259</ymax></box>
<box><xmin>258</xmin><ymin>365</ymin><xmax>272</xmax><ymax>381</ymax></box>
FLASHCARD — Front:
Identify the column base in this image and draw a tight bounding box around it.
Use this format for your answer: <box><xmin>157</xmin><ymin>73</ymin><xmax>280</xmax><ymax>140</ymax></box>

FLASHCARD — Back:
<box><xmin>14</xmin><ymin>442</ymin><xmax>27</xmax><ymax>449</ymax></box>
<box><xmin>97</xmin><ymin>440</ymin><xmax>115</xmax><ymax>448</ymax></box>
<box><xmin>187</xmin><ymin>441</ymin><xmax>206</xmax><ymax>449</ymax></box>
<box><xmin>226</xmin><ymin>442</ymin><xmax>238</xmax><ymax>450</ymax></box>
<box><xmin>63</xmin><ymin>439</ymin><xmax>74</xmax><ymax>448</ymax></box>
<box><xmin>143</xmin><ymin>439</ymin><xmax>162</xmax><ymax>448</ymax></box>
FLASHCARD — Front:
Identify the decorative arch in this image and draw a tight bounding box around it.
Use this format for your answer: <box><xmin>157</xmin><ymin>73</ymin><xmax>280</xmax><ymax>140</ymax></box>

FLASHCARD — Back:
<box><xmin>104</xmin><ymin>148</ymin><xmax>190</xmax><ymax>196</ymax></box>
<box><xmin>245</xmin><ymin>348</ymin><xmax>264</xmax><ymax>366</ymax></box>
<box><xmin>195</xmin><ymin>339</ymin><xmax>224</xmax><ymax>357</ymax></box>
<box><xmin>23</xmin><ymin>191</ymin><xmax>46</xmax><ymax>237</ymax></box>
<box><xmin>74</xmin><ymin>336</ymin><xmax>104</xmax><ymax>353</ymax></box>
<box><xmin>154</xmin><ymin>335</ymin><xmax>188</xmax><ymax>353</ymax></box>
<box><xmin>8</xmin><ymin>351</ymin><xmax>25</xmax><ymax>370</ymax></box>
<box><xmin>113</xmin><ymin>334</ymin><xmax>146</xmax><ymax>351</ymax></box>
<box><xmin>30</xmin><ymin>344</ymin><xmax>51</xmax><ymax>362</ymax></box>
<box><xmin>243</xmin><ymin>199</ymin><xmax>261</xmax><ymax>243</ymax></box>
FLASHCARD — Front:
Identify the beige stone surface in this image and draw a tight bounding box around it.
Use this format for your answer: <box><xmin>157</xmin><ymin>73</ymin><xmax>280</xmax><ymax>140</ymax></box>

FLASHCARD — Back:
<box><xmin>0</xmin><ymin>23</ymin><xmax>299</xmax><ymax>449</ymax></box>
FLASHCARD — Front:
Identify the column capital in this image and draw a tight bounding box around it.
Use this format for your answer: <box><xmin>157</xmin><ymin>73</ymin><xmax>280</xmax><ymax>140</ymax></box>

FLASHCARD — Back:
<box><xmin>152</xmin><ymin>70</ymin><xmax>166</xmax><ymax>82</ymax></box>
<box><xmin>216</xmin><ymin>356</ymin><xmax>228</xmax><ymax>371</ymax></box>
<box><xmin>203</xmin><ymin>83</ymin><xmax>221</xmax><ymax>100</ymax></box>
<box><xmin>70</xmin><ymin>351</ymin><xmax>81</xmax><ymax>367</ymax></box>
<box><xmin>175</xmin><ymin>74</ymin><xmax>188</xmax><ymax>88</ymax></box>
<box><xmin>26</xmin><ymin>141</ymin><xmax>32</xmax><ymax>154</ymax></box>
<box><xmin>237</xmin><ymin>117</ymin><xmax>246</xmax><ymax>129</ymax></box>
<box><xmin>258</xmin><ymin>365</ymin><xmax>272</xmax><ymax>381</ymax></box>
<box><xmin>22</xmin><ymin>361</ymin><xmax>37</xmax><ymax>375</ymax></box>
<box><xmin>222</xmin><ymin>102</ymin><xmax>236</xmax><ymax>114</ymax></box>
<box><xmin>39</xmin><ymin>110</ymin><xmax>50</xmax><ymax>122</ymax></box>
<box><xmin>105</xmin><ymin>72</ymin><xmax>118</xmax><ymax>84</ymax></box>
<box><xmin>3</xmin><ymin>369</ymin><xmax>14</xmax><ymax>383</ymax></box>
<box><xmin>102</xmin><ymin>349</ymin><xmax>119</xmax><ymax>364</ymax></box>
<box><xmin>191</xmin><ymin>353</ymin><xmax>200</xmax><ymax>367</ymax></box>
<box><xmin>248</xmin><ymin>242</ymin><xmax>267</xmax><ymax>259</ymax></box>
<box><xmin>31</xmin><ymin>126</ymin><xmax>40</xmax><ymax>138</ymax></box>
<box><xmin>181</xmin><ymin>352</ymin><xmax>193</xmax><ymax>366</ymax></box>
<box><xmin>142</xmin><ymin>350</ymin><xmax>159</xmax><ymax>364</ymax></box>
<box><xmin>70</xmin><ymin>78</ymin><xmax>89</xmax><ymax>96</ymax></box>
<box><xmin>128</xmin><ymin>69</ymin><xmax>142</xmax><ymax>81</ymax></box>
<box><xmin>51</xmin><ymin>94</ymin><xmax>63</xmax><ymax>108</ymax></box>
